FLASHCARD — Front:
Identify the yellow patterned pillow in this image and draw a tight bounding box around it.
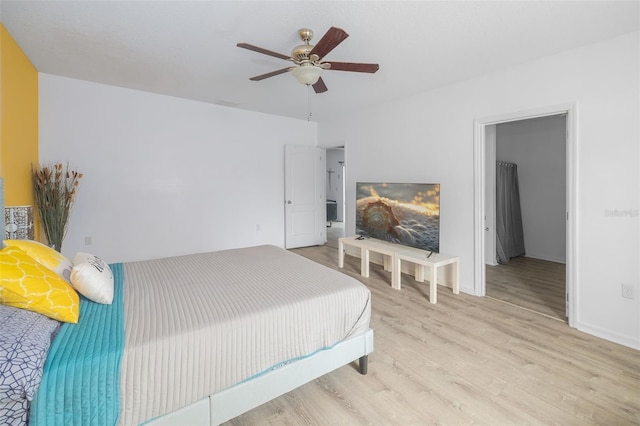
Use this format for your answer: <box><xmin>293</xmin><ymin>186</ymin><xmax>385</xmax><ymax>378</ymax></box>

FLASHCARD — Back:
<box><xmin>4</xmin><ymin>239</ymin><xmax>73</xmax><ymax>283</ymax></box>
<box><xmin>0</xmin><ymin>246</ymin><xmax>79</xmax><ymax>323</ymax></box>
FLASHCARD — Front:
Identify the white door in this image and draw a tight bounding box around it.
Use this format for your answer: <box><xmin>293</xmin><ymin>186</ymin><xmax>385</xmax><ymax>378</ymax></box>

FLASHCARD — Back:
<box><xmin>284</xmin><ymin>145</ymin><xmax>326</xmax><ymax>249</ymax></box>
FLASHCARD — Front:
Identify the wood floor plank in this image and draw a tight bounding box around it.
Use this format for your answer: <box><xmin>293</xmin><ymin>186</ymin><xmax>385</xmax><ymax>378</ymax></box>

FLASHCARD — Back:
<box><xmin>486</xmin><ymin>256</ymin><xmax>566</xmax><ymax>320</ymax></box>
<box><xmin>224</xmin><ymin>245</ymin><xmax>640</xmax><ymax>426</ymax></box>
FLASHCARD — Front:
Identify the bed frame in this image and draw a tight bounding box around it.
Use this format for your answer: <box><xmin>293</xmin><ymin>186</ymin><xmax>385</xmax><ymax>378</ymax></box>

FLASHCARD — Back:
<box><xmin>147</xmin><ymin>328</ymin><xmax>374</xmax><ymax>425</ymax></box>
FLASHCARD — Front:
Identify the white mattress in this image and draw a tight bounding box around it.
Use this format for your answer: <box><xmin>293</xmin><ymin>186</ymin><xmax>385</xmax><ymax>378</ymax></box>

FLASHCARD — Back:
<box><xmin>119</xmin><ymin>245</ymin><xmax>371</xmax><ymax>425</ymax></box>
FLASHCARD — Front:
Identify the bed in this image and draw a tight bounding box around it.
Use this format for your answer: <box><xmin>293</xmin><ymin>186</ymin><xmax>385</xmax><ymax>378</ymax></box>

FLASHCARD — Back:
<box><xmin>1</xmin><ymin>244</ymin><xmax>373</xmax><ymax>425</ymax></box>
<box><xmin>0</xmin><ymin>305</ymin><xmax>60</xmax><ymax>425</ymax></box>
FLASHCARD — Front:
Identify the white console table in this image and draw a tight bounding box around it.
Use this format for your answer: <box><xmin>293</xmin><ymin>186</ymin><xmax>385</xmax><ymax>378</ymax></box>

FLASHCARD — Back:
<box><xmin>338</xmin><ymin>236</ymin><xmax>459</xmax><ymax>304</ymax></box>
<box><xmin>392</xmin><ymin>245</ymin><xmax>459</xmax><ymax>303</ymax></box>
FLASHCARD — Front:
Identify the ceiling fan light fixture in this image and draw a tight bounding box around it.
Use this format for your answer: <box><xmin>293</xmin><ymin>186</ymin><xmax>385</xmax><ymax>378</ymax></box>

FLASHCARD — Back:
<box><xmin>291</xmin><ymin>65</ymin><xmax>322</xmax><ymax>85</ymax></box>
<box><xmin>238</xmin><ymin>26</ymin><xmax>379</xmax><ymax>93</ymax></box>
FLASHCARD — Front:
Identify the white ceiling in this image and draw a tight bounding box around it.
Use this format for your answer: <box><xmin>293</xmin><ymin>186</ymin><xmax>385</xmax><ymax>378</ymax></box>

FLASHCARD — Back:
<box><xmin>1</xmin><ymin>1</ymin><xmax>638</xmax><ymax>122</ymax></box>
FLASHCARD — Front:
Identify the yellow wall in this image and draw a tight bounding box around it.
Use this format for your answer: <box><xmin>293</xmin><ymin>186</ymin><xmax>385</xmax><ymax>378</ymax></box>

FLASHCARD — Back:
<box><xmin>1</xmin><ymin>23</ymin><xmax>39</xmax><ymax>236</ymax></box>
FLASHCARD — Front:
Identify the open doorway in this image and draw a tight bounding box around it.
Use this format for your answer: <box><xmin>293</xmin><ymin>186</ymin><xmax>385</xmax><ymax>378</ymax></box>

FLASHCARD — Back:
<box><xmin>326</xmin><ymin>147</ymin><xmax>345</xmax><ymax>248</ymax></box>
<box><xmin>473</xmin><ymin>103</ymin><xmax>577</xmax><ymax>328</ymax></box>
<box><xmin>485</xmin><ymin>115</ymin><xmax>567</xmax><ymax>321</ymax></box>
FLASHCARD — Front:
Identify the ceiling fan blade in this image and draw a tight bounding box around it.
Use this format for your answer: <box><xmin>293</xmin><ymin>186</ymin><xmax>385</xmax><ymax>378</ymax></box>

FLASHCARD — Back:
<box><xmin>313</xmin><ymin>77</ymin><xmax>328</xmax><ymax>94</ymax></box>
<box><xmin>249</xmin><ymin>67</ymin><xmax>292</xmax><ymax>81</ymax></box>
<box><xmin>309</xmin><ymin>26</ymin><xmax>349</xmax><ymax>59</ymax></box>
<box><xmin>237</xmin><ymin>43</ymin><xmax>291</xmax><ymax>61</ymax></box>
<box><xmin>326</xmin><ymin>62</ymin><xmax>379</xmax><ymax>73</ymax></box>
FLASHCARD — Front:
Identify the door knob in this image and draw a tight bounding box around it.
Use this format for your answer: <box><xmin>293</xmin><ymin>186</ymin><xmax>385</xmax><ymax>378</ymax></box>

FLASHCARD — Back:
<box><xmin>287</xmin><ymin>200</ymin><xmax>292</xmax><ymax>204</ymax></box>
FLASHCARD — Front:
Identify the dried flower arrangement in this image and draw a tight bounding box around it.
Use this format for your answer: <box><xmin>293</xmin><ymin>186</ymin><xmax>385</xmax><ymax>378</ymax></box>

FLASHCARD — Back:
<box><xmin>32</xmin><ymin>163</ymin><xmax>83</xmax><ymax>252</ymax></box>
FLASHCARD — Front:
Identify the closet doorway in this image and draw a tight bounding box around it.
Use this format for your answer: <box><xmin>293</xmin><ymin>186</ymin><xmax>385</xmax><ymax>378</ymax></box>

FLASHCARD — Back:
<box><xmin>486</xmin><ymin>115</ymin><xmax>567</xmax><ymax>321</ymax></box>
<box><xmin>473</xmin><ymin>104</ymin><xmax>576</xmax><ymax>327</ymax></box>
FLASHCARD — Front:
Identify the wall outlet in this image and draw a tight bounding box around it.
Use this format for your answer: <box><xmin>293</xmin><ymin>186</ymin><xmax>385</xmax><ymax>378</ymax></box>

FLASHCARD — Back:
<box><xmin>621</xmin><ymin>283</ymin><xmax>635</xmax><ymax>300</ymax></box>
<box><xmin>84</xmin><ymin>236</ymin><xmax>92</xmax><ymax>246</ymax></box>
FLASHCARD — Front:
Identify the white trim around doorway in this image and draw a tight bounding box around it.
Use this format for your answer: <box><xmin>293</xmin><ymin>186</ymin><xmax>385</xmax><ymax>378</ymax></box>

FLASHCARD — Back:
<box><xmin>473</xmin><ymin>103</ymin><xmax>577</xmax><ymax>328</ymax></box>
<box><xmin>320</xmin><ymin>141</ymin><xmax>348</xmax><ymax>232</ymax></box>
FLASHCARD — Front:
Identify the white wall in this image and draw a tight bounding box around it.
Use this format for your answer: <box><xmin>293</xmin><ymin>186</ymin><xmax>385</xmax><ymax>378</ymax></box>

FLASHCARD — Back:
<box><xmin>39</xmin><ymin>74</ymin><xmax>317</xmax><ymax>263</ymax></box>
<box><xmin>319</xmin><ymin>32</ymin><xmax>639</xmax><ymax>348</ymax></box>
<box><xmin>326</xmin><ymin>148</ymin><xmax>345</xmax><ymax>222</ymax></box>
<box><xmin>496</xmin><ymin>115</ymin><xmax>566</xmax><ymax>263</ymax></box>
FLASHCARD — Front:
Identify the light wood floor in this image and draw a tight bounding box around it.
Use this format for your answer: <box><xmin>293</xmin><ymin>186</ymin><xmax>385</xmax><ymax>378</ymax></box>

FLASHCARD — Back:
<box><xmin>486</xmin><ymin>257</ymin><xmax>566</xmax><ymax>321</ymax></box>
<box><xmin>226</xmin><ymin>244</ymin><xmax>639</xmax><ymax>425</ymax></box>
<box><xmin>330</xmin><ymin>225</ymin><xmax>565</xmax><ymax>320</ymax></box>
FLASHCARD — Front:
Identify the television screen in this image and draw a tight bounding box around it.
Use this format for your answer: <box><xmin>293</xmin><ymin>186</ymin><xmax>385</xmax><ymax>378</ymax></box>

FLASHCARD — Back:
<box><xmin>356</xmin><ymin>182</ymin><xmax>440</xmax><ymax>253</ymax></box>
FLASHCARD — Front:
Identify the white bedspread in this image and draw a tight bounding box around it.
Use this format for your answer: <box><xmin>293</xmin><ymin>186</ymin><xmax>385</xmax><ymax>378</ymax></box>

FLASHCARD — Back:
<box><xmin>119</xmin><ymin>245</ymin><xmax>371</xmax><ymax>425</ymax></box>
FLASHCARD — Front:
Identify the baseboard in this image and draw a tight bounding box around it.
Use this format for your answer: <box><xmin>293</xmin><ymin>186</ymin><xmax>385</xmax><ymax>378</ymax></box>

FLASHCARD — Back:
<box><xmin>576</xmin><ymin>321</ymin><xmax>640</xmax><ymax>350</ymax></box>
<box><xmin>524</xmin><ymin>254</ymin><xmax>566</xmax><ymax>264</ymax></box>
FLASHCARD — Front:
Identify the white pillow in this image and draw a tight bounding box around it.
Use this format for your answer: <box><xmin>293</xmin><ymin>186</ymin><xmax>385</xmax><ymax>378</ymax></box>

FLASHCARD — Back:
<box><xmin>70</xmin><ymin>252</ymin><xmax>114</xmax><ymax>304</ymax></box>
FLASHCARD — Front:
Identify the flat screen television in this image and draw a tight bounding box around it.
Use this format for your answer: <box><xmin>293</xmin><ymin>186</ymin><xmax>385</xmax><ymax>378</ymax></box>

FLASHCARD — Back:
<box><xmin>356</xmin><ymin>182</ymin><xmax>440</xmax><ymax>253</ymax></box>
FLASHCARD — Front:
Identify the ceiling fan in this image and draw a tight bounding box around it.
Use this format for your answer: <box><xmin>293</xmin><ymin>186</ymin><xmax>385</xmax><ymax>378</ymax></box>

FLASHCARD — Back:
<box><xmin>237</xmin><ymin>26</ymin><xmax>379</xmax><ymax>94</ymax></box>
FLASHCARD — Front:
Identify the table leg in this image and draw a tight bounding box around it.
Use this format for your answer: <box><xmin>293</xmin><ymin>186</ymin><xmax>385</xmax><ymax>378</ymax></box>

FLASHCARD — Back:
<box><xmin>415</xmin><ymin>264</ymin><xmax>425</xmax><ymax>282</ymax></box>
<box><xmin>338</xmin><ymin>240</ymin><xmax>344</xmax><ymax>268</ymax></box>
<box><xmin>429</xmin><ymin>265</ymin><xmax>437</xmax><ymax>304</ymax></box>
<box><xmin>392</xmin><ymin>256</ymin><xmax>402</xmax><ymax>290</ymax></box>
<box><xmin>361</xmin><ymin>248</ymin><xmax>370</xmax><ymax>278</ymax></box>
<box><xmin>453</xmin><ymin>259</ymin><xmax>459</xmax><ymax>294</ymax></box>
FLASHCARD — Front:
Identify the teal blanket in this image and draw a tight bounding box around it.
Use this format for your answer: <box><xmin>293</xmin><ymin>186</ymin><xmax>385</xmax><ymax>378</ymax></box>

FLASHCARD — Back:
<box><xmin>30</xmin><ymin>263</ymin><xmax>125</xmax><ymax>426</ymax></box>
